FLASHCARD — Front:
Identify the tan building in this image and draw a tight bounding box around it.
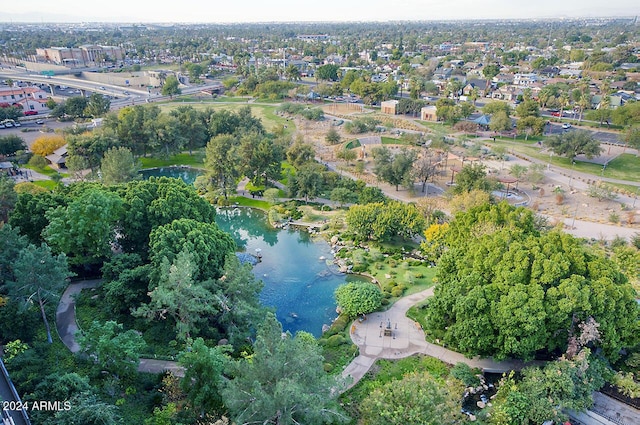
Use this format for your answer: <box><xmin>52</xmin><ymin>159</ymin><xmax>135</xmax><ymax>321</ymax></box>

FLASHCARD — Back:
<box><xmin>36</xmin><ymin>45</ymin><xmax>124</xmax><ymax>66</ymax></box>
<box><xmin>381</xmin><ymin>99</ymin><xmax>399</xmax><ymax>115</ymax></box>
<box><xmin>420</xmin><ymin>105</ymin><xmax>438</xmax><ymax>121</ymax></box>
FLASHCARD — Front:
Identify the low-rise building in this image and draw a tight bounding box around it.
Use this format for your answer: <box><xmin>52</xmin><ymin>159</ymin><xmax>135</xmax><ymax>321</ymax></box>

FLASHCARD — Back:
<box><xmin>420</xmin><ymin>105</ymin><xmax>438</xmax><ymax>121</ymax></box>
<box><xmin>381</xmin><ymin>100</ymin><xmax>399</xmax><ymax>115</ymax></box>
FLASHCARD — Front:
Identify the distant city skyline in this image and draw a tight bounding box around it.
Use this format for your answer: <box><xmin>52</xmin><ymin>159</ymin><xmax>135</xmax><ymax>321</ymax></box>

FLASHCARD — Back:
<box><xmin>2</xmin><ymin>0</ymin><xmax>638</xmax><ymax>24</ymax></box>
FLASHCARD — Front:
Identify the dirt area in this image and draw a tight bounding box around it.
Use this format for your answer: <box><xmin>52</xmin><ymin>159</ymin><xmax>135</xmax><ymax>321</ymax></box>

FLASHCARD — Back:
<box><xmin>297</xmin><ymin>112</ymin><xmax>640</xmax><ymax>238</ymax></box>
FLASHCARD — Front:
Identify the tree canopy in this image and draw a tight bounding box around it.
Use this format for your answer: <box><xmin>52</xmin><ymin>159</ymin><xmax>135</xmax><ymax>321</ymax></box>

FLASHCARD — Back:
<box><xmin>426</xmin><ymin>204</ymin><xmax>639</xmax><ymax>361</ymax></box>
<box><xmin>222</xmin><ymin>313</ymin><xmax>347</xmax><ymax>425</ymax></box>
<box><xmin>545</xmin><ymin>129</ymin><xmax>602</xmax><ymax>160</ymax></box>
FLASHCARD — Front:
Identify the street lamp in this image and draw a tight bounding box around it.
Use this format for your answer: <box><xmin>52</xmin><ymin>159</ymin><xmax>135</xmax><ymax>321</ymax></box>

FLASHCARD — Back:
<box><xmin>568</xmin><ymin>160</ymin><xmax>576</xmax><ymax>189</ymax></box>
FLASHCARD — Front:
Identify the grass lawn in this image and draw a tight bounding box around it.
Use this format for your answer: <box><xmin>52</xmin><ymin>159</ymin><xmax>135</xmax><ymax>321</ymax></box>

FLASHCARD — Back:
<box><xmin>406</xmin><ymin>298</ymin><xmax>430</xmax><ymax>331</ymax></box>
<box><xmin>381</xmin><ymin>136</ymin><xmax>407</xmax><ymax>145</ymax></box>
<box><xmin>344</xmin><ymin>139</ymin><xmax>362</xmax><ymax>149</ymax></box>
<box><xmin>32</xmin><ymin>180</ymin><xmax>57</xmax><ymax>190</ymax></box>
<box><xmin>139</xmin><ymin>152</ymin><xmax>206</xmax><ymax>168</ymax></box>
<box><xmin>25</xmin><ymin>164</ymin><xmax>69</xmax><ymax>178</ymax></box>
<box><xmin>280</xmin><ymin>161</ymin><xmax>295</xmax><ymax>185</ymax></box>
<box><xmin>601</xmin><ymin>154</ymin><xmax>640</xmax><ymax>182</ymax></box>
<box><xmin>226</xmin><ymin>196</ymin><xmax>272</xmax><ymax>209</ymax></box>
<box><xmin>486</xmin><ymin>141</ymin><xmax>640</xmax><ymax>183</ymax></box>
<box><xmin>155</xmin><ymin>102</ymin><xmax>293</xmax><ymax>135</ymax></box>
<box><xmin>346</xmin><ymin>246</ymin><xmax>437</xmax><ymax>300</ymax></box>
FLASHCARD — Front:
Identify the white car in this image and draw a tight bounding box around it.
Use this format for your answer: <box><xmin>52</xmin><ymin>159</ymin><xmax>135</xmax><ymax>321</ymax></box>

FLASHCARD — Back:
<box><xmin>562</xmin><ymin>123</ymin><xmax>572</xmax><ymax>129</ymax></box>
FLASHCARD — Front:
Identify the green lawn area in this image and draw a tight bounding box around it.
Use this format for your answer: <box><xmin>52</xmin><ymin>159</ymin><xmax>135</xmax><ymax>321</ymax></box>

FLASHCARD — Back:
<box><xmin>226</xmin><ymin>196</ymin><xmax>272</xmax><ymax>209</ymax></box>
<box><xmin>139</xmin><ymin>152</ymin><xmax>206</xmax><ymax>168</ymax></box>
<box><xmin>406</xmin><ymin>298</ymin><xmax>430</xmax><ymax>331</ymax></box>
<box><xmin>346</xmin><ymin>246</ymin><xmax>437</xmax><ymax>300</ymax></box>
<box><xmin>25</xmin><ymin>164</ymin><xmax>69</xmax><ymax>178</ymax></box>
<box><xmin>486</xmin><ymin>141</ymin><xmax>640</xmax><ymax>183</ymax></box>
<box><xmin>344</xmin><ymin>139</ymin><xmax>362</xmax><ymax>149</ymax></box>
<box><xmin>601</xmin><ymin>154</ymin><xmax>640</xmax><ymax>182</ymax></box>
<box><xmin>381</xmin><ymin>136</ymin><xmax>407</xmax><ymax>145</ymax></box>
<box><xmin>32</xmin><ymin>180</ymin><xmax>57</xmax><ymax>190</ymax></box>
<box><xmin>155</xmin><ymin>102</ymin><xmax>293</xmax><ymax>135</ymax></box>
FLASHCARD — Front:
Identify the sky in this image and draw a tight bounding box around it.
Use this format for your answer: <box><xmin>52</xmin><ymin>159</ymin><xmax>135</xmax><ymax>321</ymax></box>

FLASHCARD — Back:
<box><xmin>2</xmin><ymin>0</ymin><xmax>638</xmax><ymax>23</ymax></box>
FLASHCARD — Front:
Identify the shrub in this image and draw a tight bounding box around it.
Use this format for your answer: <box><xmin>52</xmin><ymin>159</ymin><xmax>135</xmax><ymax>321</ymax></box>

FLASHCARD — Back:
<box><xmin>609</xmin><ymin>212</ymin><xmax>620</xmax><ymax>223</ymax></box>
<box><xmin>451</xmin><ymin>362</ymin><xmax>482</xmax><ymax>387</ymax></box>
<box><xmin>326</xmin><ymin>334</ymin><xmax>347</xmax><ymax>347</ymax></box>
<box><xmin>391</xmin><ymin>287</ymin><xmax>404</xmax><ymax>297</ymax></box>
<box><xmin>327</xmin><ymin>314</ymin><xmax>350</xmax><ymax>335</ymax></box>
<box><xmin>27</xmin><ymin>154</ymin><xmax>48</xmax><ymax>169</ymax></box>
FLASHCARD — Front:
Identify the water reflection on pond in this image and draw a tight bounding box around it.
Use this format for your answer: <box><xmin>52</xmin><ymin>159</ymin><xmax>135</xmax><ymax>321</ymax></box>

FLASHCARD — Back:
<box><xmin>215</xmin><ymin>207</ymin><xmax>364</xmax><ymax>336</ymax></box>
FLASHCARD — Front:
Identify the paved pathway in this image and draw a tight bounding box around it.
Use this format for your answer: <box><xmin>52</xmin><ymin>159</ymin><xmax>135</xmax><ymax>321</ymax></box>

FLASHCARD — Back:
<box><xmin>341</xmin><ymin>287</ymin><xmax>540</xmax><ymax>389</ymax></box>
<box><xmin>56</xmin><ymin>280</ymin><xmax>184</xmax><ymax>376</ymax></box>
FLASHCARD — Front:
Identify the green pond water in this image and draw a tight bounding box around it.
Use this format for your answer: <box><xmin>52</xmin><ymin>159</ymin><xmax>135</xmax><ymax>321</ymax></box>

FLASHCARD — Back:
<box><xmin>139</xmin><ymin>166</ymin><xmax>202</xmax><ymax>184</ymax></box>
<box><xmin>140</xmin><ymin>168</ymin><xmax>361</xmax><ymax>336</ymax></box>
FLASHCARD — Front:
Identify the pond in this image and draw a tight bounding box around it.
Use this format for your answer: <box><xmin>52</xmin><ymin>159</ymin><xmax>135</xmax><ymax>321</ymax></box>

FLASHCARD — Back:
<box><xmin>215</xmin><ymin>207</ymin><xmax>364</xmax><ymax>337</ymax></box>
<box><xmin>139</xmin><ymin>166</ymin><xmax>203</xmax><ymax>185</ymax></box>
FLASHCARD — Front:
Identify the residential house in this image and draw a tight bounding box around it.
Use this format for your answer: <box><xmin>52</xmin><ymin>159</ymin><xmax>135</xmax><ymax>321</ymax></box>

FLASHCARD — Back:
<box><xmin>420</xmin><ymin>105</ymin><xmax>438</xmax><ymax>121</ymax></box>
<box><xmin>463</xmin><ymin>79</ymin><xmax>490</xmax><ymax>97</ymax></box>
<box><xmin>492</xmin><ymin>85</ymin><xmax>521</xmax><ymax>102</ymax></box>
<box><xmin>590</xmin><ymin>95</ymin><xmax>623</xmax><ymax>109</ymax></box>
<box><xmin>433</xmin><ymin>67</ymin><xmax>453</xmax><ymax>80</ymax></box>
<box><xmin>492</xmin><ymin>73</ymin><xmax>514</xmax><ymax>85</ymax></box>
<box><xmin>539</xmin><ymin>66</ymin><xmax>560</xmax><ymax>78</ymax></box>
<box><xmin>513</xmin><ymin>73</ymin><xmax>538</xmax><ymax>87</ymax></box>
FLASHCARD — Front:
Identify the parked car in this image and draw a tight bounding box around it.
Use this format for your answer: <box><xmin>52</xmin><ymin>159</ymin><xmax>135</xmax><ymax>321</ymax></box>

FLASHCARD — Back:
<box><xmin>24</xmin><ymin>110</ymin><xmax>38</xmax><ymax>116</ymax></box>
<box><xmin>12</xmin><ymin>120</ymin><xmax>20</xmax><ymax>127</ymax></box>
<box><xmin>2</xmin><ymin>120</ymin><xmax>13</xmax><ymax>127</ymax></box>
<box><xmin>562</xmin><ymin>123</ymin><xmax>572</xmax><ymax>129</ymax></box>
<box><xmin>550</xmin><ymin>111</ymin><xmax>562</xmax><ymax>117</ymax></box>
<box><xmin>35</xmin><ymin>119</ymin><xmax>44</xmax><ymax>125</ymax></box>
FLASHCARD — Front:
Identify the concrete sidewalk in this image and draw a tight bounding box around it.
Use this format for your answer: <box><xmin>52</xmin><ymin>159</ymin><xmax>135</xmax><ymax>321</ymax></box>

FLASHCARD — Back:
<box><xmin>56</xmin><ymin>280</ymin><xmax>184</xmax><ymax>376</ymax></box>
<box><xmin>342</xmin><ymin>287</ymin><xmax>540</xmax><ymax>390</ymax></box>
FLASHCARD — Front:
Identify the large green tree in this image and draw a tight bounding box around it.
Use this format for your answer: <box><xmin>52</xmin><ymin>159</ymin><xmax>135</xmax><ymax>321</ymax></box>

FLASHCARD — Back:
<box><xmin>7</xmin><ymin>243</ymin><xmax>72</xmax><ymax>343</ymax></box>
<box><xmin>77</xmin><ymin>320</ymin><xmax>146</xmax><ymax>381</ymax></box>
<box><xmin>178</xmin><ymin>337</ymin><xmax>228</xmax><ymax>416</ymax></box>
<box><xmin>346</xmin><ymin>201</ymin><xmax>425</xmax><ymax>242</ymax></box>
<box><xmin>84</xmin><ymin>92</ymin><xmax>111</xmax><ymax>118</ymax></box>
<box><xmin>0</xmin><ymin>174</ymin><xmax>17</xmax><ymax>223</ymax></box>
<box><xmin>545</xmin><ymin>130</ymin><xmax>602</xmax><ymax>160</ymax></box>
<box><xmin>117</xmin><ymin>178</ymin><xmax>217</xmax><ymax>257</ymax></box>
<box><xmin>427</xmin><ymin>205</ymin><xmax>639</xmax><ymax>361</ymax></box>
<box><xmin>149</xmin><ymin>218</ymin><xmax>235</xmax><ymax>282</ymax></box>
<box><xmin>359</xmin><ymin>371</ymin><xmax>463</xmax><ymax>425</ymax></box>
<box><xmin>44</xmin><ymin>189</ymin><xmax>123</xmax><ymax>266</ymax></box>
<box><xmin>204</xmin><ymin>134</ymin><xmax>241</xmax><ymax>199</ymax></box>
<box><xmin>0</xmin><ymin>134</ymin><xmax>26</xmax><ymax>156</ymax></box>
<box><xmin>372</xmin><ymin>146</ymin><xmax>417</xmax><ymax>191</ymax></box>
<box><xmin>335</xmin><ymin>281</ymin><xmax>383</xmax><ymax>318</ymax></box>
<box><xmin>222</xmin><ymin>313</ymin><xmax>347</xmax><ymax>425</ymax></box>
<box><xmin>100</xmin><ymin>146</ymin><xmax>139</xmax><ymax>185</ymax></box>
<box><xmin>452</xmin><ymin>163</ymin><xmax>494</xmax><ymax>195</ymax></box>
<box><xmin>238</xmin><ymin>132</ymin><xmax>284</xmax><ymax>186</ymax></box>
<box><xmin>8</xmin><ymin>191</ymin><xmax>66</xmax><ymax>245</ymax></box>
<box><xmin>161</xmin><ymin>75</ymin><xmax>181</xmax><ymax>97</ymax></box>
<box><xmin>135</xmin><ymin>249</ymin><xmax>218</xmax><ymax>342</ymax></box>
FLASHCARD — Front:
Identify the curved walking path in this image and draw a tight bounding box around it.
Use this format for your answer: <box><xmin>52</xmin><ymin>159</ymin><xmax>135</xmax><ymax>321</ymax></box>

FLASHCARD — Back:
<box><xmin>341</xmin><ymin>287</ymin><xmax>540</xmax><ymax>390</ymax></box>
<box><xmin>56</xmin><ymin>280</ymin><xmax>184</xmax><ymax>376</ymax></box>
